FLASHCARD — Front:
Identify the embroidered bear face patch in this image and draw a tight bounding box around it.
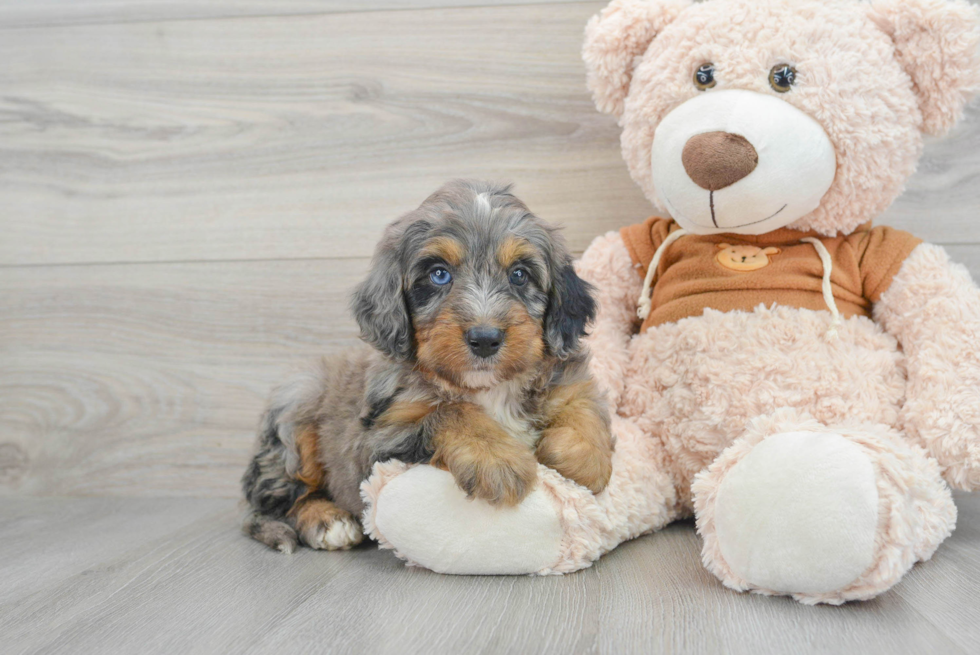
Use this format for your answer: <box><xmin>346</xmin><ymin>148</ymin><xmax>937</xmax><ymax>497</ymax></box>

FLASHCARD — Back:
<box><xmin>715</xmin><ymin>243</ymin><xmax>781</xmax><ymax>272</ymax></box>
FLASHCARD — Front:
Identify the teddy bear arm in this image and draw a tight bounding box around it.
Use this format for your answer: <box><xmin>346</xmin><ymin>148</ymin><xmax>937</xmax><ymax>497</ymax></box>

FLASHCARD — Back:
<box><xmin>574</xmin><ymin>231</ymin><xmax>643</xmax><ymax>410</ymax></box>
<box><xmin>873</xmin><ymin>242</ymin><xmax>980</xmax><ymax>491</ymax></box>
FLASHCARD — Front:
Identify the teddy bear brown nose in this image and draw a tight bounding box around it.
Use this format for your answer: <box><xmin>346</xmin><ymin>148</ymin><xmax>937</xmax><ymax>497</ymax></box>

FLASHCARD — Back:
<box><xmin>682</xmin><ymin>131</ymin><xmax>759</xmax><ymax>191</ymax></box>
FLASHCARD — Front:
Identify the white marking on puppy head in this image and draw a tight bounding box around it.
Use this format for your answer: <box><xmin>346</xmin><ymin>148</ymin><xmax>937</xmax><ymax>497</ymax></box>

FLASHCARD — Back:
<box><xmin>475</xmin><ymin>192</ymin><xmax>493</xmax><ymax>220</ymax></box>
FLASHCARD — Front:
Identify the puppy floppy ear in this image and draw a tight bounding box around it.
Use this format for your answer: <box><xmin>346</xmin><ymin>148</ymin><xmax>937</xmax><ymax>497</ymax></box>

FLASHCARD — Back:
<box><xmin>545</xmin><ymin>256</ymin><xmax>598</xmax><ymax>361</ymax></box>
<box><xmin>350</xmin><ymin>222</ymin><xmax>418</xmax><ymax>361</ymax></box>
<box><xmin>867</xmin><ymin>0</ymin><xmax>980</xmax><ymax>136</ymax></box>
<box><xmin>583</xmin><ymin>0</ymin><xmax>692</xmax><ymax>117</ymax></box>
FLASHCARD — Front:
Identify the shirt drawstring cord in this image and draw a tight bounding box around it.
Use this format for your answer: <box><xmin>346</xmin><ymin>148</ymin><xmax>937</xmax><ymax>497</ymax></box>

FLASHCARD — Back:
<box><xmin>637</xmin><ymin>229</ymin><xmax>688</xmax><ymax>320</ymax></box>
<box><xmin>801</xmin><ymin>237</ymin><xmax>842</xmax><ymax>340</ymax></box>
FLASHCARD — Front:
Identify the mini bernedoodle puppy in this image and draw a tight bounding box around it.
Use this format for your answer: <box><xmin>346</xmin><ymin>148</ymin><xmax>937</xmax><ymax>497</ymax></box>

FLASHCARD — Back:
<box><xmin>242</xmin><ymin>180</ymin><xmax>614</xmax><ymax>553</ymax></box>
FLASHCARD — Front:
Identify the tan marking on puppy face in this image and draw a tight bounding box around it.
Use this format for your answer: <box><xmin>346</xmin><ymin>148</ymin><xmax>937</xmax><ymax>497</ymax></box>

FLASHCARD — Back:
<box><xmin>536</xmin><ymin>380</ymin><xmax>613</xmax><ymax>494</ymax></box>
<box><xmin>416</xmin><ymin>301</ymin><xmax>546</xmax><ymax>390</ymax></box>
<box><xmin>417</xmin><ymin>302</ymin><xmax>547</xmax><ymax>390</ymax></box>
<box><xmin>378</xmin><ymin>401</ymin><xmax>435</xmax><ymax>426</ymax></box>
<box><xmin>294</xmin><ymin>425</ymin><xmax>325</xmax><ymax>490</ymax></box>
<box><xmin>495</xmin><ymin>304</ymin><xmax>545</xmax><ymax>382</ymax></box>
<box><xmin>430</xmin><ymin>402</ymin><xmax>538</xmax><ymax>506</ymax></box>
<box><xmin>419</xmin><ymin>236</ymin><xmax>465</xmax><ymax>267</ymax></box>
<box><xmin>496</xmin><ymin>236</ymin><xmax>537</xmax><ymax>270</ymax></box>
<box><xmin>415</xmin><ymin>304</ymin><xmax>472</xmax><ymax>388</ymax></box>
<box><xmin>715</xmin><ymin>243</ymin><xmax>781</xmax><ymax>272</ymax></box>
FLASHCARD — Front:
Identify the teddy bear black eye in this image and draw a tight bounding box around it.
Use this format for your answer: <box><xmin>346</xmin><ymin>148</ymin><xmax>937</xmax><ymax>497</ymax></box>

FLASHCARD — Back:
<box><xmin>694</xmin><ymin>64</ymin><xmax>717</xmax><ymax>91</ymax></box>
<box><xmin>769</xmin><ymin>64</ymin><xmax>797</xmax><ymax>93</ymax></box>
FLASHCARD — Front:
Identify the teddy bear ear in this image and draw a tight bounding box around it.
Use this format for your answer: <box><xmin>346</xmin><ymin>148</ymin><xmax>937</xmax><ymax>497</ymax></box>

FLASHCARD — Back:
<box><xmin>866</xmin><ymin>0</ymin><xmax>980</xmax><ymax>136</ymax></box>
<box><xmin>583</xmin><ymin>0</ymin><xmax>692</xmax><ymax>117</ymax></box>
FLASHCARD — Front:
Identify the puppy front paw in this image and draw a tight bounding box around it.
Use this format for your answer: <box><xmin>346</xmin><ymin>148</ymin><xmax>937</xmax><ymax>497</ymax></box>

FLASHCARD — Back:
<box><xmin>433</xmin><ymin>436</ymin><xmax>538</xmax><ymax>507</ymax></box>
<box><xmin>300</xmin><ymin>514</ymin><xmax>364</xmax><ymax>551</ymax></box>
<box><xmin>536</xmin><ymin>426</ymin><xmax>613</xmax><ymax>494</ymax></box>
<box><xmin>292</xmin><ymin>496</ymin><xmax>364</xmax><ymax>551</ymax></box>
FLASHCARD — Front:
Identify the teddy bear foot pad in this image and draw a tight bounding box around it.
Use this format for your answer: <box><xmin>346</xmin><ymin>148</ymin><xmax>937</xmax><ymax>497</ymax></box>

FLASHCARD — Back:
<box><xmin>366</xmin><ymin>464</ymin><xmax>566</xmax><ymax>575</ymax></box>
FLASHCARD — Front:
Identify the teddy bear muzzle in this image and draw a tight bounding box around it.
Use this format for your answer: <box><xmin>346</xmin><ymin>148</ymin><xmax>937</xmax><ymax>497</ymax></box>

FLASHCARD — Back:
<box><xmin>651</xmin><ymin>89</ymin><xmax>837</xmax><ymax>236</ymax></box>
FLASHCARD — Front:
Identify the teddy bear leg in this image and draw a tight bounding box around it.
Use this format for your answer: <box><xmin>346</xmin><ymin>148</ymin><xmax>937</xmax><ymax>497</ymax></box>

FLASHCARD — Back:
<box><xmin>692</xmin><ymin>411</ymin><xmax>956</xmax><ymax>605</ymax></box>
<box><xmin>360</xmin><ymin>415</ymin><xmax>678</xmax><ymax>575</ymax></box>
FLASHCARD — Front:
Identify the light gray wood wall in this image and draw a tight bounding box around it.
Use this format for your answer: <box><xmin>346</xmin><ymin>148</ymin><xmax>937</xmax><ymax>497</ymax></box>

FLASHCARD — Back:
<box><xmin>2</xmin><ymin>0</ymin><xmax>979</xmax><ymax>498</ymax></box>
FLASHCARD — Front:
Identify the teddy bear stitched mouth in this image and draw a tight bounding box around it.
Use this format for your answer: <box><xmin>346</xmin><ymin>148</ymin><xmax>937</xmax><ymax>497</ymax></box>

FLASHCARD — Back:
<box><xmin>707</xmin><ymin>191</ymin><xmax>788</xmax><ymax>229</ymax></box>
<box><xmin>664</xmin><ymin>192</ymin><xmax>788</xmax><ymax>231</ymax></box>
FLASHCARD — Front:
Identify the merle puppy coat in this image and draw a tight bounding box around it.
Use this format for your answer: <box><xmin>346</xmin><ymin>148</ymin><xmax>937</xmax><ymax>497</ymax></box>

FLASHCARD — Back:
<box><xmin>242</xmin><ymin>180</ymin><xmax>613</xmax><ymax>553</ymax></box>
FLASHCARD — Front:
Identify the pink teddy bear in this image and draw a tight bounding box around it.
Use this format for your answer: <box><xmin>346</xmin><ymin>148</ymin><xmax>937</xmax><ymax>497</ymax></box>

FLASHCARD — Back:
<box><xmin>363</xmin><ymin>0</ymin><xmax>980</xmax><ymax>605</ymax></box>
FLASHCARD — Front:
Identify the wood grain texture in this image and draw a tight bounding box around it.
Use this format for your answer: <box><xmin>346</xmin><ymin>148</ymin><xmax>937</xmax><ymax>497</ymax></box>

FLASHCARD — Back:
<box><xmin>944</xmin><ymin>245</ymin><xmax>980</xmax><ymax>274</ymax></box>
<box><xmin>1</xmin><ymin>493</ymin><xmax>978</xmax><ymax>655</ymax></box>
<box><xmin>3</xmin><ymin>0</ymin><xmax>977</xmax><ymax>268</ymax></box>
<box><xmin>0</xmin><ymin>2</ymin><xmax>644</xmax><ymax>266</ymax></box>
<box><xmin>3</xmin><ymin>247</ymin><xmax>979</xmax><ymax>498</ymax></box>
<box><xmin>0</xmin><ymin>258</ymin><xmax>367</xmax><ymax>497</ymax></box>
<box><xmin>0</xmin><ymin>0</ymin><xmax>598</xmax><ymax>29</ymax></box>
<box><xmin>0</xmin><ymin>0</ymin><xmax>978</xmax><ymax>506</ymax></box>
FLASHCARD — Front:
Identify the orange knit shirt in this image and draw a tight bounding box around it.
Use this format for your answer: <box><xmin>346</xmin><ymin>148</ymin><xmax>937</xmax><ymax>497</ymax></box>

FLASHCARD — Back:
<box><xmin>620</xmin><ymin>218</ymin><xmax>922</xmax><ymax>332</ymax></box>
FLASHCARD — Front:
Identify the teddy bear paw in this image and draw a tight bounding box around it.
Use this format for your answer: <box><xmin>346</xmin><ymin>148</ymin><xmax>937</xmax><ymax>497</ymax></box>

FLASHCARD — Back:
<box><xmin>704</xmin><ymin>431</ymin><xmax>880</xmax><ymax>596</ymax></box>
<box><xmin>368</xmin><ymin>465</ymin><xmax>565</xmax><ymax>575</ymax></box>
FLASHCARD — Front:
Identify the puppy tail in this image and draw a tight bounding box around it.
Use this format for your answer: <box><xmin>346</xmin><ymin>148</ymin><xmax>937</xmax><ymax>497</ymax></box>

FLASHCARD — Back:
<box><xmin>242</xmin><ymin>510</ymin><xmax>299</xmax><ymax>554</ymax></box>
<box><xmin>241</xmin><ymin>406</ymin><xmax>305</xmax><ymax>553</ymax></box>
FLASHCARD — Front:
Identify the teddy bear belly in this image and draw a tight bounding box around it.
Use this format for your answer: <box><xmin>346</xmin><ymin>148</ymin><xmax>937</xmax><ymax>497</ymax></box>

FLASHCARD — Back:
<box><xmin>622</xmin><ymin>304</ymin><xmax>907</xmax><ymax>510</ymax></box>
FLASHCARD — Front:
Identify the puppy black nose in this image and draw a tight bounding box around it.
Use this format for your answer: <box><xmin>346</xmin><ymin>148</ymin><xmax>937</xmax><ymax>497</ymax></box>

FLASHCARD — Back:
<box><xmin>466</xmin><ymin>327</ymin><xmax>503</xmax><ymax>358</ymax></box>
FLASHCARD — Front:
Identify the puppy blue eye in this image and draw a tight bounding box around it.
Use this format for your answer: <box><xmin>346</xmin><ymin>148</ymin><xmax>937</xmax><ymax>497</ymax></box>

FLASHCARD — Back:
<box><xmin>509</xmin><ymin>268</ymin><xmax>528</xmax><ymax>286</ymax></box>
<box><xmin>429</xmin><ymin>267</ymin><xmax>452</xmax><ymax>286</ymax></box>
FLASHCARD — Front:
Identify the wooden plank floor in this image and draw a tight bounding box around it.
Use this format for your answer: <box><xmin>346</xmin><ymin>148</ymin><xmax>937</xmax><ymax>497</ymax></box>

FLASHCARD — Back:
<box><xmin>2</xmin><ymin>492</ymin><xmax>979</xmax><ymax>655</ymax></box>
<box><xmin>0</xmin><ymin>0</ymin><xmax>599</xmax><ymax>29</ymax></box>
